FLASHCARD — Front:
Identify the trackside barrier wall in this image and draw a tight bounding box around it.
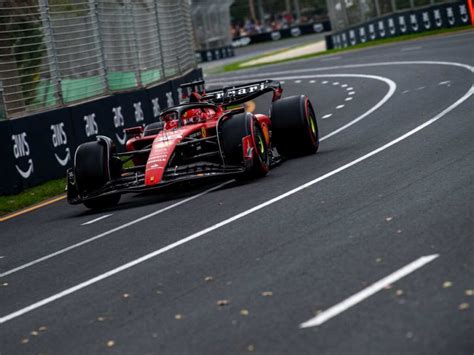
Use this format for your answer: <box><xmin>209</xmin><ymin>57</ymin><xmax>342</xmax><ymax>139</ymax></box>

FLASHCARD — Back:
<box><xmin>0</xmin><ymin>68</ymin><xmax>203</xmax><ymax>196</ymax></box>
<box><xmin>325</xmin><ymin>1</ymin><xmax>472</xmax><ymax>49</ymax></box>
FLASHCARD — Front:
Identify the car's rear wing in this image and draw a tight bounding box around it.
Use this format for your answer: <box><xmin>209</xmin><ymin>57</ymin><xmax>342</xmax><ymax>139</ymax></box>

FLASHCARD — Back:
<box><xmin>203</xmin><ymin>80</ymin><xmax>282</xmax><ymax>106</ymax></box>
<box><xmin>180</xmin><ymin>79</ymin><xmax>283</xmax><ymax>106</ymax></box>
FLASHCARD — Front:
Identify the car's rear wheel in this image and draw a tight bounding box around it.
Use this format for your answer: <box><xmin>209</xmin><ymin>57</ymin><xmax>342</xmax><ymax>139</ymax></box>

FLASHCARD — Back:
<box><xmin>219</xmin><ymin>113</ymin><xmax>269</xmax><ymax>178</ymax></box>
<box><xmin>271</xmin><ymin>95</ymin><xmax>319</xmax><ymax>156</ymax></box>
<box><xmin>74</xmin><ymin>139</ymin><xmax>121</xmax><ymax>209</ymax></box>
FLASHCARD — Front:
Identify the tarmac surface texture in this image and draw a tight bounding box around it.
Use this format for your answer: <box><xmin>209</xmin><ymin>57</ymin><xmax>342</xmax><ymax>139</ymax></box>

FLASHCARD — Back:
<box><xmin>0</xmin><ymin>31</ymin><xmax>473</xmax><ymax>355</ymax></box>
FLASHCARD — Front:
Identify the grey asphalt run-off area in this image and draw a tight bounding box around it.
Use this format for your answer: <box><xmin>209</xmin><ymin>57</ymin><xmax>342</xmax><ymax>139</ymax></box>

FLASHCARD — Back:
<box><xmin>0</xmin><ymin>31</ymin><xmax>473</xmax><ymax>354</ymax></box>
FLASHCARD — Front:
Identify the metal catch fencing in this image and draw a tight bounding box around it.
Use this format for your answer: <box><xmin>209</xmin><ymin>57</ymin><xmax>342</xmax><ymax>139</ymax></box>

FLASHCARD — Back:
<box><xmin>327</xmin><ymin>0</ymin><xmax>454</xmax><ymax>31</ymax></box>
<box><xmin>0</xmin><ymin>0</ymin><xmax>196</xmax><ymax>120</ymax></box>
<box><xmin>191</xmin><ymin>0</ymin><xmax>234</xmax><ymax>51</ymax></box>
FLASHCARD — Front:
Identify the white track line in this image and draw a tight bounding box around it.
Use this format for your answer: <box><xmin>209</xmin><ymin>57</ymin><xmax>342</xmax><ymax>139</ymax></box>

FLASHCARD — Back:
<box><xmin>209</xmin><ymin>73</ymin><xmax>397</xmax><ymax>143</ymax></box>
<box><xmin>322</xmin><ymin>114</ymin><xmax>333</xmax><ymax>119</ymax></box>
<box><xmin>0</xmin><ymin>85</ymin><xmax>471</xmax><ymax>325</ymax></box>
<box><xmin>1</xmin><ymin>74</ymin><xmax>393</xmax><ymax>279</ymax></box>
<box><xmin>205</xmin><ymin>61</ymin><xmax>474</xmax><ymax>83</ymax></box>
<box><xmin>401</xmin><ymin>46</ymin><xmax>422</xmax><ymax>52</ymax></box>
<box><xmin>0</xmin><ymin>181</ymin><xmax>233</xmax><ymax>279</ymax></box>
<box><xmin>299</xmin><ymin>254</ymin><xmax>439</xmax><ymax>328</ymax></box>
<box><xmin>320</xmin><ymin>56</ymin><xmax>342</xmax><ymax>62</ymax></box>
<box><xmin>345</xmin><ymin>97</ymin><xmax>353</xmax><ymax>101</ymax></box>
<box><xmin>11</xmin><ymin>60</ymin><xmax>468</xmax><ymax>277</ymax></box>
<box><xmin>336</xmin><ymin>105</ymin><xmax>345</xmax><ymax>109</ymax></box>
<box><xmin>81</xmin><ymin>214</ymin><xmax>112</xmax><ymax>226</ymax></box>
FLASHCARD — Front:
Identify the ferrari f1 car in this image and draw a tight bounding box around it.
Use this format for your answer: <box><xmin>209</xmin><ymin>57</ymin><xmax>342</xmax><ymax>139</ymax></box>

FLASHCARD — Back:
<box><xmin>67</xmin><ymin>80</ymin><xmax>319</xmax><ymax>209</ymax></box>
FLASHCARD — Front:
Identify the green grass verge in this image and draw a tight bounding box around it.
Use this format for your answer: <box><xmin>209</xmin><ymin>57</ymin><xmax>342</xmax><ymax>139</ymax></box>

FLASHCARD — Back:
<box><xmin>0</xmin><ymin>178</ymin><xmax>66</xmax><ymax>217</ymax></box>
<box><xmin>0</xmin><ymin>158</ymin><xmax>137</xmax><ymax>217</ymax></box>
<box><xmin>0</xmin><ymin>157</ymin><xmax>139</xmax><ymax>218</ymax></box>
<box><xmin>223</xmin><ymin>26</ymin><xmax>473</xmax><ymax>72</ymax></box>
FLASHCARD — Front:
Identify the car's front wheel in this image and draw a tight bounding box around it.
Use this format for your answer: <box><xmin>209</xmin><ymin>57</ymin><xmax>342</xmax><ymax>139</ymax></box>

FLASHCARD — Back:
<box><xmin>74</xmin><ymin>138</ymin><xmax>121</xmax><ymax>209</ymax></box>
<box><xmin>219</xmin><ymin>112</ymin><xmax>269</xmax><ymax>178</ymax></box>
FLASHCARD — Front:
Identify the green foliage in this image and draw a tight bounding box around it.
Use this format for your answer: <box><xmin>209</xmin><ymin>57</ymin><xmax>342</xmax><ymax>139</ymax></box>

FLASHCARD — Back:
<box><xmin>3</xmin><ymin>2</ymin><xmax>46</xmax><ymax>107</ymax></box>
<box><xmin>10</xmin><ymin>21</ymin><xmax>45</xmax><ymax>106</ymax></box>
<box><xmin>0</xmin><ymin>178</ymin><xmax>66</xmax><ymax>217</ymax></box>
<box><xmin>48</xmin><ymin>0</ymin><xmax>88</xmax><ymax>15</ymax></box>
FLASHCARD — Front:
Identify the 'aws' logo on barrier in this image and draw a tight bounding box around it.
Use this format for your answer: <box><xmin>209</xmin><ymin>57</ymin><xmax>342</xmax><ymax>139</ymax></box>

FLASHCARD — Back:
<box><xmin>51</xmin><ymin>122</ymin><xmax>70</xmax><ymax>166</ymax></box>
<box><xmin>151</xmin><ymin>97</ymin><xmax>161</xmax><ymax>118</ymax></box>
<box><xmin>368</xmin><ymin>24</ymin><xmax>376</xmax><ymax>40</ymax></box>
<box><xmin>133</xmin><ymin>102</ymin><xmax>144</xmax><ymax>123</ymax></box>
<box><xmin>177</xmin><ymin>87</ymin><xmax>184</xmax><ymax>104</ymax></box>
<box><xmin>349</xmin><ymin>30</ymin><xmax>356</xmax><ymax>45</ymax></box>
<box><xmin>113</xmin><ymin>106</ymin><xmax>126</xmax><ymax>145</ymax></box>
<box><xmin>446</xmin><ymin>7</ymin><xmax>455</xmax><ymax>25</ymax></box>
<box><xmin>422</xmin><ymin>12</ymin><xmax>431</xmax><ymax>29</ymax></box>
<box><xmin>459</xmin><ymin>4</ymin><xmax>469</xmax><ymax>23</ymax></box>
<box><xmin>388</xmin><ymin>18</ymin><xmax>396</xmax><ymax>35</ymax></box>
<box><xmin>410</xmin><ymin>14</ymin><xmax>419</xmax><ymax>31</ymax></box>
<box><xmin>166</xmin><ymin>92</ymin><xmax>175</xmax><ymax>108</ymax></box>
<box><xmin>12</xmin><ymin>132</ymin><xmax>34</xmax><ymax>179</ymax></box>
<box><xmin>271</xmin><ymin>31</ymin><xmax>282</xmax><ymax>41</ymax></box>
<box><xmin>398</xmin><ymin>15</ymin><xmax>407</xmax><ymax>33</ymax></box>
<box><xmin>434</xmin><ymin>9</ymin><xmax>443</xmax><ymax>27</ymax></box>
<box><xmin>84</xmin><ymin>113</ymin><xmax>99</xmax><ymax>137</ymax></box>
<box><xmin>290</xmin><ymin>27</ymin><xmax>301</xmax><ymax>37</ymax></box>
<box><xmin>378</xmin><ymin>21</ymin><xmax>386</xmax><ymax>37</ymax></box>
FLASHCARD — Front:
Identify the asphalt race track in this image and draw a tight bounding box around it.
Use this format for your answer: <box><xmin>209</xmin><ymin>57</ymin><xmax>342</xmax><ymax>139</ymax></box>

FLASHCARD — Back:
<box><xmin>1</xmin><ymin>31</ymin><xmax>473</xmax><ymax>354</ymax></box>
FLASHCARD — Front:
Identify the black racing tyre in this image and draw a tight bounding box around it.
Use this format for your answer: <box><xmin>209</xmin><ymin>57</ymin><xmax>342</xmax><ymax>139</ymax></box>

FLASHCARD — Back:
<box><xmin>219</xmin><ymin>113</ymin><xmax>269</xmax><ymax>178</ymax></box>
<box><xmin>143</xmin><ymin>122</ymin><xmax>164</xmax><ymax>137</ymax></box>
<box><xmin>219</xmin><ymin>113</ymin><xmax>250</xmax><ymax>165</ymax></box>
<box><xmin>270</xmin><ymin>95</ymin><xmax>319</xmax><ymax>156</ymax></box>
<box><xmin>74</xmin><ymin>140</ymin><xmax>120</xmax><ymax>209</ymax></box>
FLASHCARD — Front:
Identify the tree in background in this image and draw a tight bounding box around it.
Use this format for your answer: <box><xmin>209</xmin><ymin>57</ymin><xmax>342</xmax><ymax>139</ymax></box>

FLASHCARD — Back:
<box><xmin>0</xmin><ymin>0</ymin><xmax>45</xmax><ymax>116</ymax></box>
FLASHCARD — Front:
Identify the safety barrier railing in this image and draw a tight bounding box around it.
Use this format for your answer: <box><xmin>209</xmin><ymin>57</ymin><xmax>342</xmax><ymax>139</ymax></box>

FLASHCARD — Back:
<box><xmin>0</xmin><ymin>0</ymin><xmax>196</xmax><ymax>120</ymax></box>
<box><xmin>327</xmin><ymin>0</ymin><xmax>455</xmax><ymax>31</ymax></box>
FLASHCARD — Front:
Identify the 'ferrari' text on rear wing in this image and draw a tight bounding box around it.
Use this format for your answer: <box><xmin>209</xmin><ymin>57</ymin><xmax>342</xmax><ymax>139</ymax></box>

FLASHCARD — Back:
<box><xmin>205</xmin><ymin>80</ymin><xmax>282</xmax><ymax>106</ymax></box>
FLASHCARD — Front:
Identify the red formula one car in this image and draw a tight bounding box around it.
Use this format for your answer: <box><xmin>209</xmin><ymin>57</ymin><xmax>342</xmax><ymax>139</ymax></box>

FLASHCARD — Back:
<box><xmin>67</xmin><ymin>80</ymin><xmax>319</xmax><ymax>209</ymax></box>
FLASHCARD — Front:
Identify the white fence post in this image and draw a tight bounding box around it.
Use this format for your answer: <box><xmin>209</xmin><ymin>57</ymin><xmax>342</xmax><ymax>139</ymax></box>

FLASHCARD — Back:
<box><xmin>38</xmin><ymin>0</ymin><xmax>63</xmax><ymax>106</ymax></box>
